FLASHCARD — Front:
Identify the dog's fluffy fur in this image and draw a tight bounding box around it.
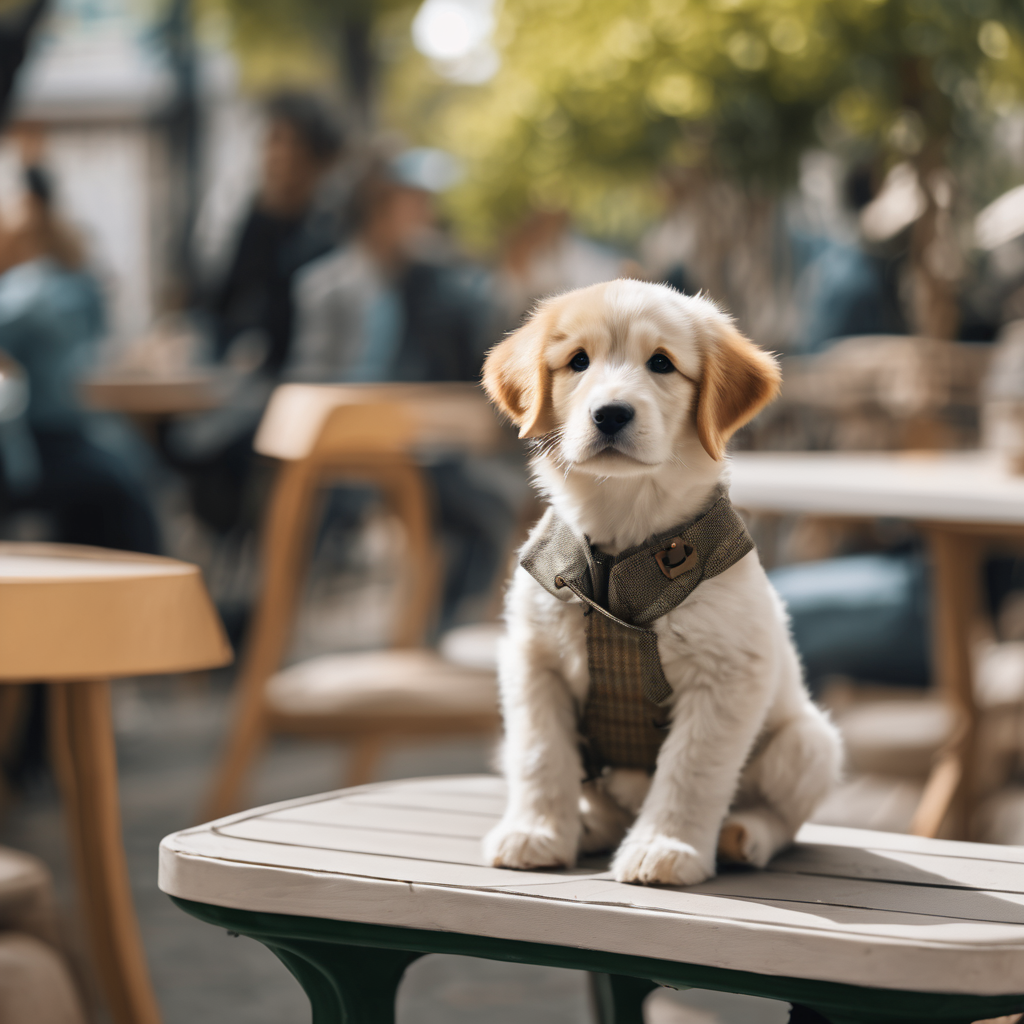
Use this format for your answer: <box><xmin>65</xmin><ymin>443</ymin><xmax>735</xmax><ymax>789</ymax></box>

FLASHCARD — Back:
<box><xmin>480</xmin><ymin>279</ymin><xmax>842</xmax><ymax>886</ymax></box>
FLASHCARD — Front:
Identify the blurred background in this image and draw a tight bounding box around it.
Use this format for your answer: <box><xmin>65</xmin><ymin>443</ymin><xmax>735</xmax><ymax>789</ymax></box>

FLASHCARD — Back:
<box><xmin>1</xmin><ymin>0</ymin><xmax>1024</xmax><ymax>1022</ymax></box>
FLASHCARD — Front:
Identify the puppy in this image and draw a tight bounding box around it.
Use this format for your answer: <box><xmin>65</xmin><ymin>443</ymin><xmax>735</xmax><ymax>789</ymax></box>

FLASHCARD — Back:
<box><xmin>480</xmin><ymin>279</ymin><xmax>842</xmax><ymax>887</ymax></box>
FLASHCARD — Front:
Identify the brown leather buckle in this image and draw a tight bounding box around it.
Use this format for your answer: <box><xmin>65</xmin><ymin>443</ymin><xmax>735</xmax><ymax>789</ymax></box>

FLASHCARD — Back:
<box><xmin>654</xmin><ymin>538</ymin><xmax>696</xmax><ymax>579</ymax></box>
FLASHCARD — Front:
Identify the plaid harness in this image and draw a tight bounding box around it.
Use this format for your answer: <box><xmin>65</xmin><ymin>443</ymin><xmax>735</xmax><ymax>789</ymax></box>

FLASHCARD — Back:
<box><xmin>520</xmin><ymin>493</ymin><xmax>754</xmax><ymax>777</ymax></box>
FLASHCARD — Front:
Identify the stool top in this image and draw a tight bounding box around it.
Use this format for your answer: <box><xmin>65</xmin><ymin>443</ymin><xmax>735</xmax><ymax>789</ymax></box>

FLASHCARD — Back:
<box><xmin>160</xmin><ymin>775</ymin><xmax>1024</xmax><ymax>996</ymax></box>
<box><xmin>0</xmin><ymin>543</ymin><xmax>232</xmax><ymax>680</ymax></box>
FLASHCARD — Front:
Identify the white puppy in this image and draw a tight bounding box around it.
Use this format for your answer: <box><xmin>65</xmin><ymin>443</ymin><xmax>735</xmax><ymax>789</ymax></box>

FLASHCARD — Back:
<box><xmin>480</xmin><ymin>279</ymin><xmax>842</xmax><ymax>887</ymax></box>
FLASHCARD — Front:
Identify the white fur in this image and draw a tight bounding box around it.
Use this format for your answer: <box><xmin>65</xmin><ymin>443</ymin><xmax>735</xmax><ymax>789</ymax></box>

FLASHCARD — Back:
<box><xmin>483</xmin><ymin>280</ymin><xmax>843</xmax><ymax>886</ymax></box>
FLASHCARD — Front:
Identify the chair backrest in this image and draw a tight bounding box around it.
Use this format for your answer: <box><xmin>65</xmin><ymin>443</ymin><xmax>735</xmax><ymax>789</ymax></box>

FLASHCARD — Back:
<box><xmin>255</xmin><ymin>382</ymin><xmax>502</xmax><ymax>462</ymax></box>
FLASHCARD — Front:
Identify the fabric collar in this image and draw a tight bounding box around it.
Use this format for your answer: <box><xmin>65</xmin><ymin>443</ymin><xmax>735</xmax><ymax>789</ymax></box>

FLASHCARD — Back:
<box><xmin>520</xmin><ymin>491</ymin><xmax>753</xmax><ymax>629</ymax></box>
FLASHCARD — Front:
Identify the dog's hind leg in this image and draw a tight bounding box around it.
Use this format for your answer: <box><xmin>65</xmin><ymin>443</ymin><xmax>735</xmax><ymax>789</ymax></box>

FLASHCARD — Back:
<box><xmin>719</xmin><ymin>704</ymin><xmax>842</xmax><ymax>868</ymax></box>
<box><xmin>578</xmin><ymin>779</ymin><xmax>634</xmax><ymax>855</ymax></box>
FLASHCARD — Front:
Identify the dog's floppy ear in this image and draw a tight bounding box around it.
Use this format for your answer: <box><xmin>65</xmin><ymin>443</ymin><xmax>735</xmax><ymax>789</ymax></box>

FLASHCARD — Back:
<box><xmin>482</xmin><ymin>308</ymin><xmax>556</xmax><ymax>439</ymax></box>
<box><xmin>696</xmin><ymin>323</ymin><xmax>781</xmax><ymax>460</ymax></box>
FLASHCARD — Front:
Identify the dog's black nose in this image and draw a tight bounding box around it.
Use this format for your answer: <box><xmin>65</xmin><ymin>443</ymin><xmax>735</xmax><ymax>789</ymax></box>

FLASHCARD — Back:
<box><xmin>592</xmin><ymin>403</ymin><xmax>635</xmax><ymax>436</ymax></box>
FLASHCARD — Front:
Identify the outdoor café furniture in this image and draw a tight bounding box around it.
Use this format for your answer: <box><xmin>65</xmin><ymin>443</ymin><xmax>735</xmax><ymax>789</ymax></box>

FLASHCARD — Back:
<box><xmin>80</xmin><ymin>368</ymin><xmax>230</xmax><ymax>417</ymax></box>
<box><xmin>731</xmin><ymin>449</ymin><xmax>1024</xmax><ymax>840</ymax></box>
<box><xmin>161</xmin><ymin>773</ymin><xmax>1024</xmax><ymax>1024</ymax></box>
<box><xmin>201</xmin><ymin>383</ymin><xmax>504</xmax><ymax>822</ymax></box>
<box><xmin>0</xmin><ymin>543</ymin><xmax>232</xmax><ymax>1024</ymax></box>
<box><xmin>0</xmin><ymin>844</ymin><xmax>88</xmax><ymax>1024</ymax></box>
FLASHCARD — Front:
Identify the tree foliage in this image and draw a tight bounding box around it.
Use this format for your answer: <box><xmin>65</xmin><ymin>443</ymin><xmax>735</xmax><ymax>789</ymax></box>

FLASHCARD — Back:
<box><xmin>381</xmin><ymin>0</ymin><xmax>1024</xmax><ymax>247</ymax></box>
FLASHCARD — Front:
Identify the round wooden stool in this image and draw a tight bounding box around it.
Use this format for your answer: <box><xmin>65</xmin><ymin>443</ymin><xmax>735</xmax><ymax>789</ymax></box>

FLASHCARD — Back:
<box><xmin>0</xmin><ymin>543</ymin><xmax>232</xmax><ymax>1024</ymax></box>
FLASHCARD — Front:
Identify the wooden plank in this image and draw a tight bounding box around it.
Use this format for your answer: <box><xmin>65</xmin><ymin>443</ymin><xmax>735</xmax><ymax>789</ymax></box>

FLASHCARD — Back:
<box><xmin>192</xmin><ymin>829</ymin><xmax>567</xmax><ymax>888</ymax></box>
<box><xmin>219</xmin><ymin>818</ymin><xmax>488</xmax><ymax>863</ymax></box>
<box><xmin>177</xmin><ymin>828</ymin><xmax>1024</xmax><ymax>944</ymax></box>
<box><xmin>768</xmin><ymin>843</ymin><xmax>1024</xmax><ymax>894</ymax></box>
<box><xmin>693</xmin><ymin>870</ymin><xmax>1024</xmax><ymax>925</ymax></box>
<box><xmin>340</xmin><ymin>788</ymin><xmax>505</xmax><ymax>818</ymax></box>
<box><xmin>267</xmin><ymin>802</ymin><xmax>496</xmax><ymax>838</ymax></box>
<box><xmin>159</xmin><ymin>836</ymin><xmax>1024</xmax><ymax>994</ymax></box>
<box><xmin>797</xmin><ymin>823</ymin><xmax>1024</xmax><ymax>865</ymax></box>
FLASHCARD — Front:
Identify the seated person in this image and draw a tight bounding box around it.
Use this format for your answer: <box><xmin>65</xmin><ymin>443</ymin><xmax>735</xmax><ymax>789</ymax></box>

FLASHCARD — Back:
<box><xmin>0</xmin><ymin>165</ymin><xmax>159</xmax><ymax>554</ymax></box>
<box><xmin>290</xmin><ymin>156</ymin><xmax>518</xmax><ymax>631</ymax></box>
<box><xmin>168</xmin><ymin>91</ymin><xmax>345</xmax><ymax>536</ymax></box>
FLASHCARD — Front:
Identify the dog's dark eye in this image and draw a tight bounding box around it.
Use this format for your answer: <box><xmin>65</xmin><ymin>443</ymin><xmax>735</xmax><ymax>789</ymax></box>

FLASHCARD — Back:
<box><xmin>569</xmin><ymin>351</ymin><xmax>590</xmax><ymax>372</ymax></box>
<box><xmin>647</xmin><ymin>353</ymin><xmax>674</xmax><ymax>374</ymax></box>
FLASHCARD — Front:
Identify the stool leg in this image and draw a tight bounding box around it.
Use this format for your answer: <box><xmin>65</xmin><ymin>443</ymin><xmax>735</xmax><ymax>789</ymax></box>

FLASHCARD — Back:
<box><xmin>266</xmin><ymin>939</ymin><xmax>422</xmax><ymax>1024</ymax></box>
<box><xmin>49</xmin><ymin>680</ymin><xmax>162</xmax><ymax>1024</ymax></box>
<box><xmin>590</xmin><ymin>973</ymin><xmax>659</xmax><ymax>1024</ymax></box>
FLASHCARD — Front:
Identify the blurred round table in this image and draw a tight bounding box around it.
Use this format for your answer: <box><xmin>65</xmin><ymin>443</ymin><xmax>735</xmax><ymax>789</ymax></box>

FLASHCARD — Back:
<box><xmin>731</xmin><ymin>449</ymin><xmax>1024</xmax><ymax>839</ymax></box>
<box><xmin>80</xmin><ymin>369</ymin><xmax>231</xmax><ymax>417</ymax></box>
<box><xmin>0</xmin><ymin>544</ymin><xmax>232</xmax><ymax>1024</ymax></box>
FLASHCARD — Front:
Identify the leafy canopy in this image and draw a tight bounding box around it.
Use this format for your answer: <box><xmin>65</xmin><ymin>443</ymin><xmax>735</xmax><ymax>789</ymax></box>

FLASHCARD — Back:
<box><xmin>381</xmin><ymin>0</ymin><xmax>1024</xmax><ymax>246</ymax></box>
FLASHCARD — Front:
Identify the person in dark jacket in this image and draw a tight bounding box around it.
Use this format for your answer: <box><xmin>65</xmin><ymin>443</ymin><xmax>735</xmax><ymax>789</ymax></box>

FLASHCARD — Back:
<box><xmin>168</xmin><ymin>91</ymin><xmax>345</xmax><ymax>536</ymax></box>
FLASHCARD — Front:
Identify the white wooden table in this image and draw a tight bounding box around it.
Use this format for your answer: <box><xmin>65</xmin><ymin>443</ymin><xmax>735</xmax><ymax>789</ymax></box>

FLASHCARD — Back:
<box><xmin>160</xmin><ymin>775</ymin><xmax>1024</xmax><ymax>1024</ymax></box>
<box><xmin>731</xmin><ymin>451</ymin><xmax>1024</xmax><ymax>841</ymax></box>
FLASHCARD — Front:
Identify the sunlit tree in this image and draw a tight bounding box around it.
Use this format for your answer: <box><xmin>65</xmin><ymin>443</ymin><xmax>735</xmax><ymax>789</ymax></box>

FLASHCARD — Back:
<box><xmin>382</xmin><ymin>0</ymin><xmax>1024</xmax><ymax>337</ymax></box>
<box><xmin>209</xmin><ymin>0</ymin><xmax>1024</xmax><ymax>337</ymax></box>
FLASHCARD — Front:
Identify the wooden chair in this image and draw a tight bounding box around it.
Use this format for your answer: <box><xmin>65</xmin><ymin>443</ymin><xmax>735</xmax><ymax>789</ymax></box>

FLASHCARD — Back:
<box><xmin>202</xmin><ymin>384</ymin><xmax>503</xmax><ymax>821</ymax></box>
<box><xmin>0</xmin><ymin>542</ymin><xmax>231</xmax><ymax>1024</ymax></box>
<box><xmin>0</xmin><ymin>844</ymin><xmax>89</xmax><ymax>1024</ymax></box>
<box><xmin>162</xmin><ymin>774</ymin><xmax>1024</xmax><ymax>1024</ymax></box>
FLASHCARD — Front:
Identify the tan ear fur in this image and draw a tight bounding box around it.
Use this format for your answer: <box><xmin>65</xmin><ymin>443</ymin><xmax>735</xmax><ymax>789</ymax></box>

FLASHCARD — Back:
<box><xmin>481</xmin><ymin>309</ymin><xmax>556</xmax><ymax>439</ymax></box>
<box><xmin>696</xmin><ymin>324</ymin><xmax>781</xmax><ymax>460</ymax></box>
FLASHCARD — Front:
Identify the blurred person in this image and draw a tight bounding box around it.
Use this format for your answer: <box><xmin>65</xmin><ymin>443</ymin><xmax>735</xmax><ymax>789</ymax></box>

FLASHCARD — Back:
<box><xmin>791</xmin><ymin>162</ymin><xmax>906</xmax><ymax>353</ymax></box>
<box><xmin>207</xmin><ymin>90</ymin><xmax>345</xmax><ymax>375</ymax></box>
<box><xmin>0</xmin><ymin>163</ymin><xmax>160</xmax><ymax>554</ymax></box>
<box><xmin>495</xmin><ymin>209</ymin><xmax>625</xmax><ymax>330</ymax></box>
<box><xmin>290</xmin><ymin>154</ymin><xmax>492</xmax><ymax>382</ymax></box>
<box><xmin>290</xmin><ymin>155</ymin><xmax>519</xmax><ymax>631</ymax></box>
<box><xmin>167</xmin><ymin>91</ymin><xmax>345</xmax><ymax>537</ymax></box>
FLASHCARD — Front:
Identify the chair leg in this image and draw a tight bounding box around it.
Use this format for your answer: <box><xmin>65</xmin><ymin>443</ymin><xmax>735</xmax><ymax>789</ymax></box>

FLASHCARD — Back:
<box><xmin>202</xmin><ymin>460</ymin><xmax>319</xmax><ymax>821</ymax></box>
<box><xmin>590</xmin><ymin>973</ymin><xmax>659</xmax><ymax>1024</ymax></box>
<box><xmin>265</xmin><ymin>938</ymin><xmax>422</xmax><ymax>1024</ymax></box>
<box><xmin>377</xmin><ymin>464</ymin><xmax>439</xmax><ymax>648</ymax></box>
<box><xmin>201</xmin><ymin>700</ymin><xmax>269</xmax><ymax>822</ymax></box>
<box><xmin>346</xmin><ymin>734</ymin><xmax>387</xmax><ymax>788</ymax></box>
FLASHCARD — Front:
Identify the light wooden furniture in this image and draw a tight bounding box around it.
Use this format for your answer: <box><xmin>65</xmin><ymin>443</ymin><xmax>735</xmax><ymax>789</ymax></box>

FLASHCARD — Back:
<box><xmin>0</xmin><ymin>845</ymin><xmax>88</xmax><ymax>1024</ymax></box>
<box><xmin>202</xmin><ymin>384</ymin><xmax>503</xmax><ymax>821</ymax></box>
<box><xmin>80</xmin><ymin>369</ymin><xmax>230</xmax><ymax>416</ymax></box>
<box><xmin>0</xmin><ymin>543</ymin><xmax>232</xmax><ymax>1024</ymax></box>
<box><xmin>161</xmin><ymin>774</ymin><xmax>1024</xmax><ymax>1024</ymax></box>
<box><xmin>731</xmin><ymin>449</ymin><xmax>1024</xmax><ymax>841</ymax></box>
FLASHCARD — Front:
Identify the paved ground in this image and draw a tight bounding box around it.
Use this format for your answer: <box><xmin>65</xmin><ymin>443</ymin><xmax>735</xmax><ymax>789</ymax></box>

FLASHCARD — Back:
<box><xmin>0</xmin><ymin>676</ymin><xmax>787</xmax><ymax>1024</ymax></box>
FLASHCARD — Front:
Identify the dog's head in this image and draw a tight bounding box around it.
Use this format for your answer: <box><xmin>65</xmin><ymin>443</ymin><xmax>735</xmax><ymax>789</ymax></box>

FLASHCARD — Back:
<box><xmin>482</xmin><ymin>279</ymin><xmax>781</xmax><ymax>478</ymax></box>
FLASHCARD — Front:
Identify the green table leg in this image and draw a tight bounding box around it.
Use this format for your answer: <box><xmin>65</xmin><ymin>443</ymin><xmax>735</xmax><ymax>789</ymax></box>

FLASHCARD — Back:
<box><xmin>172</xmin><ymin>899</ymin><xmax>1024</xmax><ymax>1024</ymax></box>
<box><xmin>789</xmin><ymin>1007</ymin><xmax>832</xmax><ymax>1024</ymax></box>
<box><xmin>590</xmin><ymin>973</ymin><xmax>661</xmax><ymax>1024</ymax></box>
<box><xmin>262</xmin><ymin>938</ymin><xmax>422</xmax><ymax>1024</ymax></box>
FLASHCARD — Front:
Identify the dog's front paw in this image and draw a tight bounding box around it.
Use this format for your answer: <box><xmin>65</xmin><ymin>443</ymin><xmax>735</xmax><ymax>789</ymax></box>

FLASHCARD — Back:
<box><xmin>612</xmin><ymin>835</ymin><xmax>713</xmax><ymax>886</ymax></box>
<box><xmin>483</xmin><ymin>819</ymin><xmax>577</xmax><ymax>870</ymax></box>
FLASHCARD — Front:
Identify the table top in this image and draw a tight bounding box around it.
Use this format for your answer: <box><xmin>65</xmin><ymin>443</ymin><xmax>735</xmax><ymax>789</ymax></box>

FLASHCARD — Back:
<box><xmin>81</xmin><ymin>369</ymin><xmax>230</xmax><ymax>415</ymax></box>
<box><xmin>0</xmin><ymin>543</ymin><xmax>231</xmax><ymax>680</ymax></box>
<box><xmin>730</xmin><ymin>450</ymin><xmax>1024</xmax><ymax>527</ymax></box>
<box><xmin>159</xmin><ymin>774</ymin><xmax>1024</xmax><ymax>995</ymax></box>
